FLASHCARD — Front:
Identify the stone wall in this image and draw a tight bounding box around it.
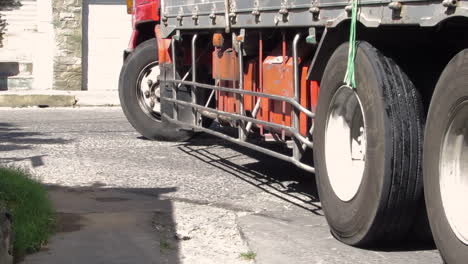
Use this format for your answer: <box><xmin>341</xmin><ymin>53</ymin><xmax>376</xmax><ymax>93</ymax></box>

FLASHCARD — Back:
<box><xmin>0</xmin><ymin>207</ymin><xmax>12</xmax><ymax>264</ymax></box>
<box><xmin>52</xmin><ymin>0</ymin><xmax>82</xmax><ymax>90</ymax></box>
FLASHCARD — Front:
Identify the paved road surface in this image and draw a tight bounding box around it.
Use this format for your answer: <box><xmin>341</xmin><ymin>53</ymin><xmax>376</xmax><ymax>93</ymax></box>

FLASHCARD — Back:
<box><xmin>0</xmin><ymin>107</ymin><xmax>441</xmax><ymax>264</ymax></box>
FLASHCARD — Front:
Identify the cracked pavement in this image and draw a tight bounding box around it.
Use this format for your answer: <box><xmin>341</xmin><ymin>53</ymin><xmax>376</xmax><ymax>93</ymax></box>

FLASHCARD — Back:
<box><xmin>0</xmin><ymin>107</ymin><xmax>442</xmax><ymax>263</ymax></box>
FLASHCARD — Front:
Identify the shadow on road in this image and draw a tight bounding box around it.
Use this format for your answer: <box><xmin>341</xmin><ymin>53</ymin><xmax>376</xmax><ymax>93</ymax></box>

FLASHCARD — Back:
<box><xmin>177</xmin><ymin>132</ymin><xmax>322</xmax><ymax>216</ymax></box>
<box><xmin>23</xmin><ymin>184</ymin><xmax>181</xmax><ymax>264</ymax></box>
<box><xmin>0</xmin><ymin>122</ymin><xmax>71</xmax><ymax>167</ymax></box>
<box><xmin>177</xmin><ymin>132</ymin><xmax>436</xmax><ymax>252</ymax></box>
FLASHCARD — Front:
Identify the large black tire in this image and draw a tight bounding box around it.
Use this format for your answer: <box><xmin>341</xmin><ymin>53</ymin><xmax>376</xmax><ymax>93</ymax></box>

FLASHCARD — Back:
<box><xmin>119</xmin><ymin>38</ymin><xmax>192</xmax><ymax>141</ymax></box>
<box><xmin>313</xmin><ymin>42</ymin><xmax>424</xmax><ymax>246</ymax></box>
<box><xmin>424</xmin><ymin>49</ymin><xmax>468</xmax><ymax>264</ymax></box>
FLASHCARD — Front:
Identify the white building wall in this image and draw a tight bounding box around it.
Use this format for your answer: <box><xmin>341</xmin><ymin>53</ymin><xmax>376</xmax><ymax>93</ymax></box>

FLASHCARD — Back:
<box><xmin>33</xmin><ymin>0</ymin><xmax>54</xmax><ymax>90</ymax></box>
<box><xmin>86</xmin><ymin>3</ymin><xmax>132</xmax><ymax>91</ymax></box>
<box><xmin>0</xmin><ymin>0</ymin><xmax>54</xmax><ymax>90</ymax></box>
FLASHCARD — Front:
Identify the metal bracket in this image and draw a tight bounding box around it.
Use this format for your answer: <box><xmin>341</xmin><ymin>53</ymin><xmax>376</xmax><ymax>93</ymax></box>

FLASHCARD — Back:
<box><xmin>306</xmin><ymin>27</ymin><xmax>317</xmax><ymax>45</ymax></box>
<box><xmin>309</xmin><ymin>5</ymin><xmax>320</xmax><ymax>19</ymax></box>
<box><xmin>192</xmin><ymin>6</ymin><xmax>199</xmax><ymax>24</ymax></box>
<box><xmin>279</xmin><ymin>1</ymin><xmax>289</xmax><ymax>22</ymax></box>
<box><xmin>209</xmin><ymin>11</ymin><xmax>216</xmax><ymax>24</ymax></box>
<box><xmin>176</xmin><ymin>7</ymin><xmax>183</xmax><ymax>25</ymax></box>
<box><xmin>442</xmin><ymin>0</ymin><xmax>458</xmax><ymax>8</ymax></box>
<box><xmin>388</xmin><ymin>1</ymin><xmax>402</xmax><ymax>10</ymax></box>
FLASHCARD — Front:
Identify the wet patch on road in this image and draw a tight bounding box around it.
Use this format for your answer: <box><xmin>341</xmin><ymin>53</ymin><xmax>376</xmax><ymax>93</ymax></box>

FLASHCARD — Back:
<box><xmin>55</xmin><ymin>213</ymin><xmax>85</xmax><ymax>233</ymax></box>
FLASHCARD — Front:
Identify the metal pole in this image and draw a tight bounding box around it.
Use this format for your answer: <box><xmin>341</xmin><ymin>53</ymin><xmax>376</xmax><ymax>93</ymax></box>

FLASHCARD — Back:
<box><xmin>170</xmin><ymin>79</ymin><xmax>315</xmax><ymax>118</ymax></box>
<box><xmin>224</xmin><ymin>0</ymin><xmax>231</xmax><ymax>33</ymax></box>
<box><xmin>191</xmin><ymin>34</ymin><xmax>198</xmax><ymax>125</ymax></box>
<box><xmin>245</xmin><ymin>99</ymin><xmax>261</xmax><ymax>132</ymax></box>
<box><xmin>163</xmin><ymin>113</ymin><xmax>315</xmax><ymax>173</ymax></box>
<box><xmin>171</xmin><ymin>37</ymin><xmax>178</xmax><ymax>120</ymax></box>
<box><xmin>292</xmin><ymin>33</ymin><xmax>302</xmax><ymax>160</ymax></box>
<box><xmin>162</xmin><ymin>97</ymin><xmax>314</xmax><ymax>148</ymax></box>
<box><xmin>238</xmin><ymin>32</ymin><xmax>246</xmax><ymax>141</ymax></box>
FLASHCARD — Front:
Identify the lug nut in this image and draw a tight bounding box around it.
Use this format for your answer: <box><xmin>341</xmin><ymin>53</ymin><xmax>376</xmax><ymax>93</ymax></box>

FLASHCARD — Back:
<box><xmin>155</xmin><ymin>88</ymin><xmax>161</xmax><ymax>98</ymax></box>
<box><xmin>144</xmin><ymin>90</ymin><xmax>151</xmax><ymax>98</ymax></box>
<box><xmin>147</xmin><ymin>79</ymin><xmax>153</xmax><ymax>87</ymax></box>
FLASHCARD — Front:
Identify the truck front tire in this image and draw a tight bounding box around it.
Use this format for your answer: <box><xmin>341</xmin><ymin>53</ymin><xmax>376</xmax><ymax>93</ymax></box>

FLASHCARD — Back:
<box><xmin>314</xmin><ymin>42</ymin><xmax>424</xmax><ymax>246</ymax></box>
<box><xmin>424</xmin><ymin>49</ymin><xmax>468</xmax><ymax>264</ymax></box>
<box><xmin>119</xmin><ymin>38</ymin><xmax>192</xmax><ymax>141</ymax></box>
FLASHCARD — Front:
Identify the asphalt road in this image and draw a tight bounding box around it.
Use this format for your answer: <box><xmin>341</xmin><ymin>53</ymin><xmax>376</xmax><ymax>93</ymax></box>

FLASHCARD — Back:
<box><xmin>0</xmin><ymin>107</ymin><xmax>442</xmax><ymax>264</ymax></box>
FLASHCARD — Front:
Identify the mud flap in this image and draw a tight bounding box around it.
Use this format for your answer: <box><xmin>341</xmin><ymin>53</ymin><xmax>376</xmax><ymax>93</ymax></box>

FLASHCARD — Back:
<box><xmin>159</xmin><ymin>63</ymin><xmax>195</xmax><ymax>126</ymax></box>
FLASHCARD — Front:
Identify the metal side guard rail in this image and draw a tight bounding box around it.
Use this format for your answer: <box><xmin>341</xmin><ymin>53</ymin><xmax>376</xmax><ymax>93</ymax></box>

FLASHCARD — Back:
<box><xmin>165</xmin><ymin>32</ymin><xmax>315</xmax><ymax>173</ymax></box>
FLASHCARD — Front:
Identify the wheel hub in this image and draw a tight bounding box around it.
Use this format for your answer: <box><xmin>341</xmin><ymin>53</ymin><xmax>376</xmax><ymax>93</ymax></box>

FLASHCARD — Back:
<box><xmin>136</xmin><ymin>62</ymin><xmax>161</xmax><ymax>121</ymax></box>
<box><xmin>440</xmin><ymin>100</ymin><xmax>468</xmax><ymax>245</ymax></box>
<box><xmin>325</xmin><ymin>85</ymin><xmax>366</xmax><ymax>202</ymax></box>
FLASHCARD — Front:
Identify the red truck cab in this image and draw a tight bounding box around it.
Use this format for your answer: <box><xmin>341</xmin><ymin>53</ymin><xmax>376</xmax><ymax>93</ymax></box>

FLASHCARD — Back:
<box><xmin>124</xmin><ymin>0</ymin><xmax>160</xmax><ymax>60</ymax></box>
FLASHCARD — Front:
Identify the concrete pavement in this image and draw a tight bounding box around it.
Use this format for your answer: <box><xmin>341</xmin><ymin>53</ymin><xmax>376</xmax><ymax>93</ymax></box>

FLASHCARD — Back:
<box><xmin>0</xmin><ymin>107</ymin><xmax>442</xmax><ymax>263</ymax></box>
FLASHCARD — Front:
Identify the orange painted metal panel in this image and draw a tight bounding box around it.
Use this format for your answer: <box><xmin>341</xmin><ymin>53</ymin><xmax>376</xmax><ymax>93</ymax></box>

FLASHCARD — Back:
<box><xmin>217</xmin><ymin>80</ymin><xmax>238</xmax><ymax>114</ymax></box>
<box><xmin>300</xmin><ymin>66</ymin><xmax>309</xmax><ymax>136</ymax></box>
<box><xmin>212</xmin><ymin>47</ymin><xmax>319</xmax><ymax>139</ymax></box>
<box><xmin>262</xmin><ymin>56</ymin><xmax>294</xmax><ymax>97</ymax></box>
<box><xmin>154</xmin><ymin>25</ymin><xmax>172</xmax><ymax>63</ymax></box>
<box><xmin>261</xmin><ymin>56</ymin><xmax>294</xmax><ymax>130</ymax></box>
<box><xmin>212</xmin><ymin>48</ymin><xmax>239</xmax><ymax>81</ymax></box>
<box><xmin>243</xmin><ymin>60</ymin><xmax>258</xmax><ymax>113</ymax></box>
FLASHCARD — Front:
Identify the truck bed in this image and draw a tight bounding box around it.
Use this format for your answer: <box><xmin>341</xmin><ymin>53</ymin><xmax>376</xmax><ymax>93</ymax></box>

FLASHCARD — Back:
<box><xmin>161</xmin><ymin>0</ymin><xmax>468</xmax><ymax>37</ymax></box>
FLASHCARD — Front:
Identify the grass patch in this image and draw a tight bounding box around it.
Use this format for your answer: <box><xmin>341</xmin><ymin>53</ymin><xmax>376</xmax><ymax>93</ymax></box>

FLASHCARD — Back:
<box><xmin>159</xmin><ymin>239</ymin><xmax>174</xmax><ymax>254</ymax></box>
<box><xmin>159</xmin><ymin>239</ymin><xmax>171</xmax><ymax>252</ymax></box>
<box><xmin>0</xmin><ymin>167</ymin><xmax>54</xmax><ymax>258</ymax></box>
<box><xmin>239</xmin><ymin>251</ymin><xmax>256</xmax><ymax>261</ymax></box>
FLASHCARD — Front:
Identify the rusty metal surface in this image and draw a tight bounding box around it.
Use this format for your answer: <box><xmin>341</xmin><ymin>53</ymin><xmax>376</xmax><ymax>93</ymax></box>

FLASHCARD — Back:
<box><xmin>212</xmin><ymin>48</ymin><xmax>240</xmax><ymax>81</ymax></box>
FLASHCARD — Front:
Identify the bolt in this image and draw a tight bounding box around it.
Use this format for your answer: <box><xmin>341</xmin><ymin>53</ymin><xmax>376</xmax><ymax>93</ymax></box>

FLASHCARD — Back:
<box><xmin>144</xmin><ymin>90</ymin><xmax>151</xmax><ymax>98</ymax></box>
<box><xmin>442</xmin><ymin>0</ymin><xmax>458</xmax><ymax>7</ymax></box>
<box><xmin>279</xmin><ymin>7</ymin><xmax>288</xmax><ymax>15</ymax></box>
<box><xmin>388</xmin><ymin>1</ymin><xmax>402</xmax><ymax>10</ymax></box>
<box><xmin>155</xmin><ymin>88</ymin><xmax>161</xmax><ymax>99</ymax></box>
<box><xmin>147</xmin><ymin>79</ymin><xmax>153</xmax><ymax>88</ymax></box>
<box><xmin>309</xmin><ymin>6</ymin><xmax>320</xmax><ymax>14</ymax></box>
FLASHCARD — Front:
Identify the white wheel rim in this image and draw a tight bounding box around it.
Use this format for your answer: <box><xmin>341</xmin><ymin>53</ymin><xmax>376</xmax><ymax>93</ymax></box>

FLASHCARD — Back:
<box><xmin>440</xmin><ymin>100</ymin><xmax>468</xmax><ymax>245</ymax></box>
<box><xmin>325</xmin><ymin>85</ymin><xmax>366</xmax><ymax>202</ymax></box>
<box><xmin>136</xmin><ymin>61</ymin><xmax>161</xmax><ymax>121</ymax></box>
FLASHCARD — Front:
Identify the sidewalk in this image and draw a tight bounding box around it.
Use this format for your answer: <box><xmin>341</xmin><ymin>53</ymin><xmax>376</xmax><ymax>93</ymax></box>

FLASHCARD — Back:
<box><xmin>0</xmin><ymin>90</ymin><xmax>120</xmax><ymax>107</ymax></box>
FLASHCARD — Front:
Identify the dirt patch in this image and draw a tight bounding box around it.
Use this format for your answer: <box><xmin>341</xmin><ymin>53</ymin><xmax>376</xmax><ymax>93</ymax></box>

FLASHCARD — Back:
<box><xmin>55</xmin><ymin>213</ymin><xmax>84</xmax><ymax>233</ymax></box>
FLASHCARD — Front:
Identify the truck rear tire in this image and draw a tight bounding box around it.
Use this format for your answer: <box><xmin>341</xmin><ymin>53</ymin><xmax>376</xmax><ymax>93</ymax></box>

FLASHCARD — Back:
<box><xmin>119</xmin><ymin>38</ymin><xmax>192</xmax><ymax>141</ymax></box>
<box><xmin>424</xmin><ymin>49</ymin><xmax>468</xmax><ymax>264</ymax></box>
<box><xmin>313</xmin><ymin>42</ymin><xmax>424</xmax><ymax>246</ymax></box>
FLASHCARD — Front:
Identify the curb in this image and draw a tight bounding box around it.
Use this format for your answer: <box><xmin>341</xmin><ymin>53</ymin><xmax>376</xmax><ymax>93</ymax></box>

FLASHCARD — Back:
<box><xmin>0</xmin><ymin>94</ymin><xmax>76</xmax><ymax>107</ymax></box>
<box><xmin>0</xmin><ymin>91</ymin><xmax>120</xmax><ymax>107</ymax></box>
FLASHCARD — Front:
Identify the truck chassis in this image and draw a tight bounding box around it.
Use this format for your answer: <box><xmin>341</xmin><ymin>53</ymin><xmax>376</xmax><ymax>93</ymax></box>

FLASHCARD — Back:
<box><xmin>119</xmin><ymin>0</ymin><xmax>468</xmax><ymax>263</ymax></box>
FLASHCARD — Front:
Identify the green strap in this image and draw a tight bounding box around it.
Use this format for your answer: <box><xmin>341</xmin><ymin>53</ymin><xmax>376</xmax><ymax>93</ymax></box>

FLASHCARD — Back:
<box><xmin>344</xmin><ymin>0</ymin><xmax>358</xmax><ymax>88</ymax></box>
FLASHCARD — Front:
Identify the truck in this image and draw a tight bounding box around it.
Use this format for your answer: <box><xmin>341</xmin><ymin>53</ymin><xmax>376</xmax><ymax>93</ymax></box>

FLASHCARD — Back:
<box><xmin>119</xmin><ymin>0</ymin><xmax>468</xmax><ymax>263</ymax></box>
